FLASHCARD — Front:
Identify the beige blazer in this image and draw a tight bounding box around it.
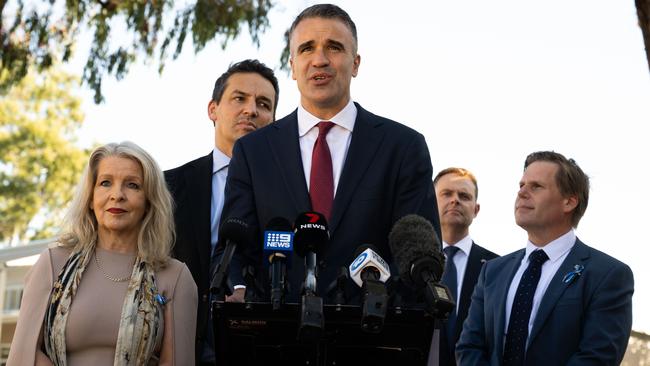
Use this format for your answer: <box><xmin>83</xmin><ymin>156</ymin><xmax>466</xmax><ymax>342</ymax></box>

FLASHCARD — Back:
<box><xmin>7</xmin><ymin>246</ymin><xmax>198</xmax><ymax>365</ymax></box>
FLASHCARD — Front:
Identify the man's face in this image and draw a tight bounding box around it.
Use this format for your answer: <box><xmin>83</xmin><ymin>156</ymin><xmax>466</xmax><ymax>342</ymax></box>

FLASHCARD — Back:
<box><xmin>515</xmin><ymin>161</ymin><xmax>577</xmax><ymax>238</ymax></box>
<box><xmin>290</xmin><ymin>17</ymin><xmax>360</xmax><ymax>118</ymax></box>
<box><xmin>435</xmin><ymin>174</ymin><xmax>480</xmax><ymax>232</ymax></box>
<box><xmin>209</xmin><ymin>72</ymin><xmax>276</xmax><ymax>156</ymax></box>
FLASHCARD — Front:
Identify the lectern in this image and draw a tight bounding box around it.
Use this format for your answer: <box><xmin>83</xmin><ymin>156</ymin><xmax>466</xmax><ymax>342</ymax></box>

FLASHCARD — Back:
<box><xmin>212</xmin><ymin>301</ymin><xmax>438</xmax><ymax>366</ymax></box>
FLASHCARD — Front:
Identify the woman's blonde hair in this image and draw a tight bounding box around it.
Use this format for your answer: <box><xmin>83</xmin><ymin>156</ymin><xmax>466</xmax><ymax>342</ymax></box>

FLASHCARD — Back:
<box><xmin>59</xmin><ymin>141</ymin><xmax>174</xmax><ymax>269</ymax></box>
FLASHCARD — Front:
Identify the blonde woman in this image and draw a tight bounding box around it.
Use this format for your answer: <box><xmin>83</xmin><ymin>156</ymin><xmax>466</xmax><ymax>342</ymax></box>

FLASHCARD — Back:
<box><xmin>8</xmin><ymin>141</ymin><xmax>197</xmax><ymax>365</ymax></box>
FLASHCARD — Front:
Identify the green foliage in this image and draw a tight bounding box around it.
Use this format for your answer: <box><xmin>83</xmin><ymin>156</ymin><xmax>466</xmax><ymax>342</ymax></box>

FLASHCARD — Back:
<box><xmin>280</xmin><ymin>28</ymin><xmax>290</xmax><ymax>72</ymax></box>
<box><xmin>1</xmin><ymin>0</ymin><xmax>274</xmax><ymax>103</ymax></box>
<box><xmin>0</xmin><ymin>66</ymin><xmax>88</xmax><ymax>243</ymax></box>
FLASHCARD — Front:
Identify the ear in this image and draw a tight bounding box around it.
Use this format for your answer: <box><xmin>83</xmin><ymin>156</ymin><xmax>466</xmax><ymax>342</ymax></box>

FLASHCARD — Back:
<box><xmin>563</xmin><ymin>196</ymin><xmax>578</xmax><ymax>214</ymax></box>
<box><xmin>351</xmin><ymin>54</ymin><xmax>361</xmax><ymax>77</ymax></box>
<box><xmin>473</xmin><ymin>202</ymin><xmax>481</xmax><ymax>217</ymax></box>
<box><xmin>207</xmin><ymin>100</ymin><xmax>218</xmax><ymax>123</ymax></box>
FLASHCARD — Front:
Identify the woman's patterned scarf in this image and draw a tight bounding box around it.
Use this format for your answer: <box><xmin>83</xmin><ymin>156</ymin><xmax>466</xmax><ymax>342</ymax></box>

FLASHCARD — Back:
<box><xmin>43</xmin><ymin>245</ymin><xmax>164</xmax><ymax>365</ymax></box>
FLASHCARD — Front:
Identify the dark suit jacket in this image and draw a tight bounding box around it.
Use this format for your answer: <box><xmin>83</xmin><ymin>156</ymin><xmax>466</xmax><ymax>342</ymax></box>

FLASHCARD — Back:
<box><xmin>456</xmin><ymin>239</ymin><xmax>634</xmax><ymax>366</ymax></box>
<box><xmin>439</xmin><ymin>242</ymin><xmax>498</xmax><ymax>366</ymax></box>
<box><xmin>164</xmin><ymin>152</ymin><xmax>213</xmax><ymax>360</ymax></box>
<box><xmin>221</xmin><ymin>103</ymin><xmax>441</xmax><ymax>303</ymax></box>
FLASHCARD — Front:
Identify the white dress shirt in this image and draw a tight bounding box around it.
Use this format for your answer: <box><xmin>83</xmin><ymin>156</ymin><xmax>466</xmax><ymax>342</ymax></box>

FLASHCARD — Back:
<box><xmin>205</xmin><ymin>148</ymin><xmax>232</xmax><ymax>360</ymax></box>
<box><xmin>210</xmin><ymin>148</ymin><xmax>230</xmax><ymax>256</ymax></box>
<box><xmin>504</xmin><ymin>229</ymin><xmax>576</xmax><ymax>341</ymax></box>
<box><xmin>297</xmin><ymin>99</ymin><xmax>356</xmax><ymax>195</ymax></box>
<box><xmin>443</xmin><ymin>235</ymin><xmax>473</xmax><ymax>312</ymax></box>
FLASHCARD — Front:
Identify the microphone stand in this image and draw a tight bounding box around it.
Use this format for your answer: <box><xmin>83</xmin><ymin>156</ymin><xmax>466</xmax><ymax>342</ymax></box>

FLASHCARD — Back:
<box><xmin>326</xmin><ymin>267</ymin><xmax>349</xmax><ymax>307</ymax></box>
<box><xmin>299</xmin><ymin>252</ymin><xmax>324</xmax><ymax>342</ymax></box>
<box><xmin>270</xmin><ymin>254</ymin><xmax>287</xmax><ymax>310</ymax></box>
<box><xmin>361</xmin><ymin>272</ymin><xmax>388</xmax><ymax>333</ymax></box>
<box><xmin>408</xmin><ymin>257</ymin><xmax>455</xmax><ymax>318</ymax></box>
<box><xmin>243</xmin><ymin>264</ymin><xmax>263</xmax><ymax>303</ymax></box>
<box><xmin>420</xmin><ymin>270</ymin><xmax>455</xmax><ymax>318</ymax></box>
<box><xmin>210</xmin><ymin>240</ymin><xmax>236</xmax><ymax>299</ymax></box>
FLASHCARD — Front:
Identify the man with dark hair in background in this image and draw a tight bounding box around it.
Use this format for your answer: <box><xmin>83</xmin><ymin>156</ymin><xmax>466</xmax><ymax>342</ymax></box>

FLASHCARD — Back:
<box><xmin>457</xmin><ymin>151</ymin><xmax>634</xmax><ymax>366</ymax></box>
<box><xmin>165</xmin><ymin>59</ymin><xmax>278</xmax><ymax>365</ymax></box>
<box><xmin>221</xmin><ymin>3</ymin><xmax>440</xmax><ymax>305</ymax></box>
<box><xmin>432</xmin><ymin>167</ymin><xmax>498</xmax><ymax>366</ymax></box>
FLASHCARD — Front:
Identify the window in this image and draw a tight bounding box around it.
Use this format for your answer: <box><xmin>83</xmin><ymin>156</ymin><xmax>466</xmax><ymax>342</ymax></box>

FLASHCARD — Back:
<box><xmin>3</xmin><ymin>286</ymin><xmax>23</xmax><ymax>312</ymax></box>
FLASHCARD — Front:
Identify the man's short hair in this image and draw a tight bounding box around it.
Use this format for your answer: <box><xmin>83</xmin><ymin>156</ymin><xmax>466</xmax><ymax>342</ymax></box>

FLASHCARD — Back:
<box><xmin>434</xmin><ymin>167</ymin><xmax>479</xmax><ymax>200</ymax></box>
<box><xmin>289</xmin><ymin>3</ymin><xmax>358</xmax><ymax>52</ymax></box>
<box><xmin>211</xmin><ymin>59</ymin><xmax>279</xmax><ymax>116</ymax></box>
<box><xmin>524</xmin><ymin>151</ymin><xmax>590</xmax><ymax>227</ymax></box>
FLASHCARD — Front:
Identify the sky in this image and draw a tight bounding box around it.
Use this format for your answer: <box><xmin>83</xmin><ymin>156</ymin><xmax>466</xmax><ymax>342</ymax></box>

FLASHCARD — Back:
<box><xmin>60</xmin><ymin>0</ymin><xmax>650</xmax><ymax>332</ymax></box>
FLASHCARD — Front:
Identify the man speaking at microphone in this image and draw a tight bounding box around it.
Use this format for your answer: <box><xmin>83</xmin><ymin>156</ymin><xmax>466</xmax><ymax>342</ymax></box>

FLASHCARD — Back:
<box><xmin>221</xmin><ymin>3</ymin><xmax>440</xmax><ymax>303</ymax></box>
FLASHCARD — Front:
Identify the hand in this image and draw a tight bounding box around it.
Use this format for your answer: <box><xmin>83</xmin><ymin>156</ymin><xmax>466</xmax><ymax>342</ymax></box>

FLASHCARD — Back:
<box><xmin>225</xmin><ymin>288</ymin><xmax>246</xmax><ymax>303</ymax></box>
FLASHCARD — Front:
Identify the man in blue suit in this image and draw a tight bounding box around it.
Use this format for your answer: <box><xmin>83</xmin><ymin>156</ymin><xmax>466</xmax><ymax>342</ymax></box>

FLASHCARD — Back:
<box><xmin>220</xmin><ymin>3</ymin><xmax>440</xmax><ymax>303</ymax></box>
<box><xmin>456</xmin><ymin>151</ymin><xmax>634</xmax><ymax>365</ymax></box>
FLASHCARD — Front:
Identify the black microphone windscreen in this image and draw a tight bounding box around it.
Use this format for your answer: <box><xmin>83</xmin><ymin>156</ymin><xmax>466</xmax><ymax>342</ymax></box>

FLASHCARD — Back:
<box><xmin>219</xmin><ymin>217</ymin><xmax>250</xmax><ymax>246</ymax></box>
<box><xmin>265</xmin><ymin>217</ymin><xmax>292</xmax><ymax>232</ymax></box>
<box><xmin>388</xmin><ymin>214</ymin><xmax>444</xmax><ymax>286</ymax></box>
<box><xmin>293</xmin><ymin>211</ymin><xmax>329</xmax><ymax>257</ymax></box>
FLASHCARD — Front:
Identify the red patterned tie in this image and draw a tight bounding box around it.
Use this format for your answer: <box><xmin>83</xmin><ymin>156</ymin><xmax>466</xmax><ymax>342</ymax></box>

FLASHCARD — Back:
<box><xmin>310</xmin><ymin>121</ymin><xmax>335</xmax><ymax>220</ymax></box>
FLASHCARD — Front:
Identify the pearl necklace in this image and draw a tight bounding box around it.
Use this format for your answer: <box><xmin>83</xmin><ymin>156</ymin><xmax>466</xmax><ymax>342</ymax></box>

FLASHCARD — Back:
<box><xmin>94</xmin><ymin>250</ymin><xmax>133</xmax><ymax>282</ymax></box>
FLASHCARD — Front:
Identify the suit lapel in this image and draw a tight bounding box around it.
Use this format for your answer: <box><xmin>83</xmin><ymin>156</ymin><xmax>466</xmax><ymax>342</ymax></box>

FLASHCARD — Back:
<box><xmin>266</xmin><ymin>110</ymin><xmax>310</xmax><ymax>213</ymax></box>
<box><xmin>493</xmin><ymin>250</ymin><xmax>526</xmax><ymax>360</ymax></box>
<box><xmin>329</xmin><ymin>104</ymin><xmax>385</xmax><ymax>233</ymax></box>
<box><xmin>188</xmin><ymin>153</ymin><xmax>214</xmax><ymax>276</ymax></box>
<box><xmin>527</xmin><ymin>239</ymin><xmax>590</xmax><ymax>346</ymax></box>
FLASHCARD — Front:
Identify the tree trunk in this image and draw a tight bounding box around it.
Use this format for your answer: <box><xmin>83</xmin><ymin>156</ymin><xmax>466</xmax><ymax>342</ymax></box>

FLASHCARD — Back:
<box><xmin>637</xmin><ymin>0</ymin><xmax>650</xmax><ymax>72</ymax></box>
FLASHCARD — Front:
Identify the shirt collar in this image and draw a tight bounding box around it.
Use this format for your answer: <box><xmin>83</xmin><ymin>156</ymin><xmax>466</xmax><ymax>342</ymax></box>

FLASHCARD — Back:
<box><xmin>212</xmin><ymin>148</ymin><xmax>230</xmax><ymax>174</ymax></box>
<box><xmin>297</xmin><ymin>99</ymin><xmax>357</xmax><ymax>137</ymax></box>
<box><xmin>525</xmin><ymin>229</ymin><xmax>576</xmax><ymax>263</ymax></box>
<box><xmin>443</xmin><ymin>235</ymin><xmax>473</xmax><ymax>256</ymax></box>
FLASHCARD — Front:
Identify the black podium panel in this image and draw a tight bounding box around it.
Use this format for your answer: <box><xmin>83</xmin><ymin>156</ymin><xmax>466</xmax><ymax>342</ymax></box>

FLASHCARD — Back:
<box><xmin>213</xmin><ymin>301</ymin><xmax>436</xmax><ymax>366</ymax></box>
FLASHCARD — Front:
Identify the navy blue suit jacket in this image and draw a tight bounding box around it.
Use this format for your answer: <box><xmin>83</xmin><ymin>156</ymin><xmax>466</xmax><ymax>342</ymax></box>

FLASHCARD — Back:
<box><xmin>456</xmin><ymin>239</ymin><xmax>634</xmax><ymax>366</ymax></box>
<box><xmin>164</xmin><ymin>152</ymin><xmax>213</xmax><ymax>359</ymax></box>
<box><xmin>439</xmin><ymin>242</ymin><xmax>498</xmax><ymax>366</ymax></box>
<box><xmin>221</xmin><ymin>103</ymin><xmax>440</xmax><ymax>303</ymax></box>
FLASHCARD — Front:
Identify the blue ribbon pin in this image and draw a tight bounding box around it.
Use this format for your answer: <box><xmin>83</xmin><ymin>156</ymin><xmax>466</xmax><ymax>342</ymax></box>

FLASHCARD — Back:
<box><xmin>562</xmin><ymin>264</ymin><xmax>584</xmax><ymax>284</ymax></box>
<box><xmin>154</xmin><ymin>293</ymin><xmax>168</xmax><ymax>306</ymax></box>
<box><xmin>154</xmin><ymin>294</ymin><xmax>167</xmax><ymax>305</ymax></box>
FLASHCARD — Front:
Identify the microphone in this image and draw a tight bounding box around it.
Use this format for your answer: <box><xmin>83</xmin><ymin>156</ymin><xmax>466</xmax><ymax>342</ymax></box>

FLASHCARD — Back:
<box><xmin>210</xmin><ymin>218</ymin><xmax>250</xmax><ymax>297</ymax></box>
<box><xmin>326</xmin><ymin>267</ymin><xmax>349</xmax><ymax>306</ymax></box>
<box><xmin>349</xmin><ymin>245</ymin><xmax>391</xmax><ymax>287</ymax></box>
<box><xmin>293</xmin><ymin>211</ymin><xmax>330</xmax><ymax>342</ymax></box>
<box><xmin>349</xmin><ymin>245</ymin><xmax>391</xmax><ymax>333</ymax></box>
<box><xmin>293</xmin><ymin>211</ymin><xmax>330</xmax><ymax>295</ymax></box>
<box><xmin>263</xmin><ymin>217</ymin><xmax>294</xmax><ymax>310</ymax></box>
<box><xmin>388</xmin><ymin>214</ymin><xmax>455</xmax><ymax>317</ymax></box>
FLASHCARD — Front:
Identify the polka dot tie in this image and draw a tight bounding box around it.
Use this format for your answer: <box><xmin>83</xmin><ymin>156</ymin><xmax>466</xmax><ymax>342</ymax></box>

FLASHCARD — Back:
<box><xmin>503</xmin><ymin>249</ymin><xmax>549</xmax><ymax>366</ymax></box>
